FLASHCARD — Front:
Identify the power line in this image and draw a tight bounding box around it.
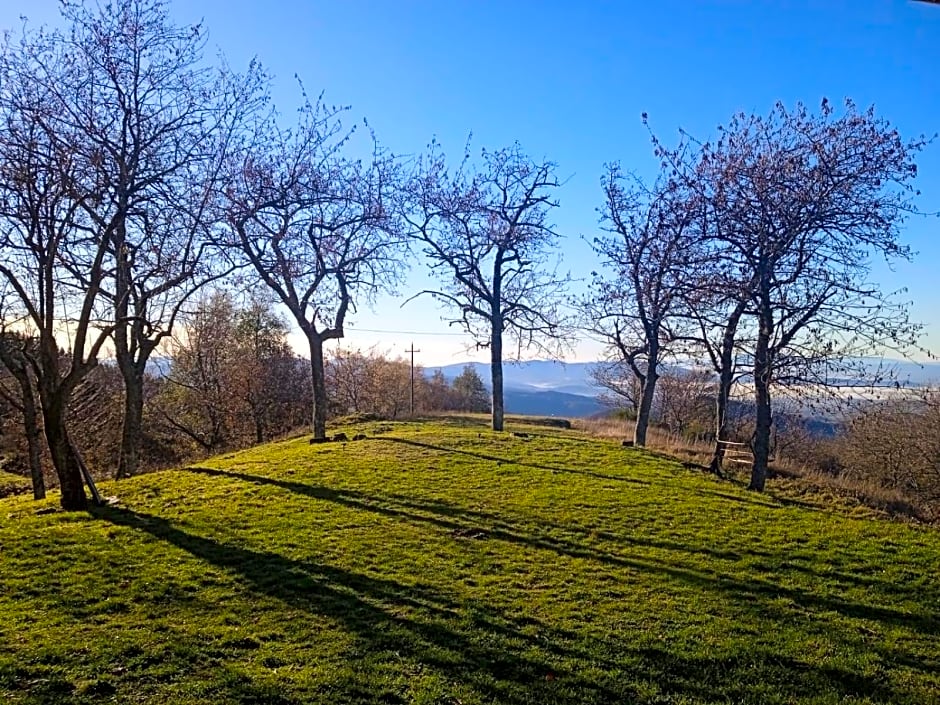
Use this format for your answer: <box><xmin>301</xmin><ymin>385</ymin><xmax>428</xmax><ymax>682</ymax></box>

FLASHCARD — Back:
<box><xmin>346</xmin><ymin>327</ymin><xmax>468</xmax><ymax>337</ymax></box>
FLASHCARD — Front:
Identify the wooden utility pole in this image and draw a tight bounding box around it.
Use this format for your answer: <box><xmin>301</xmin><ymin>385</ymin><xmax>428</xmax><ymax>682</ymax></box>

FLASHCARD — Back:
<box><xmin>405</xmin><ymin>343</ymin><xmax>420</xmax><ymax>415</ymax></box>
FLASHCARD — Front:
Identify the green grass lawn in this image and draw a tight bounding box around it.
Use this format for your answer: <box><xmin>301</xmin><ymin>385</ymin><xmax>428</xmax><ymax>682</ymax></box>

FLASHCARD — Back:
<box><xmin>1</xmin><ymin>417</ymin><xmax>938</xmax><ymax>704</ymax></box>
<box><xmin>0</xmin><ymin>468</ymin><xmax>31</xmax><ymax>499</ymax></box>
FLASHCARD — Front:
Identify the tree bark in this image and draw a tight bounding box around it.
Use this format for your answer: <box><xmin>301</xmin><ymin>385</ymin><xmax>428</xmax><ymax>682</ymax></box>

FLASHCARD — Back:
<box><xmin>751</xmin><ymin>361</ymin><xmax>773</xmax><ymax>491</ymax></box>
<box><xmin>750</xmin><ymin>291</ymin><xmax>774</xmax><ymax>492</ymax></box>
<box><xmin>113</xmin><ymin>218</ymin><xmax>147</xmax><ymax>480</ymax></box>
<box><xmin>41</xmin><ymin>393</ymin><xmax>87</xmax><ymax>511</ymax></box>
<box><xmin>21</xmin><ymin>380</ymin><xmax>45</xmax><ymax>500</ymax></box>
<box><xmin>307</xmin><ymin>334</ymin><xmax>328</xmax><ymax>439</ymax></box>
<box><xmin>708</xmin><ymin>304</ymin><xmax>745</xmax><ymax>476</ymax></box>
<box><xmin>633</xmin><ymin>371</ymin><xmax>657</xmax><ymax>446</ymax></box>
<box><xmin>0</xmin><ymin>344</ymin><xmax>46</xmax><ymax>499</ymax></box>
<box><xmin>116</xmin><ymin>362</ymin><xmax>145</xmax><ymax>479</ymax></box>
<box><xmin>490</xmin><ymin>317</ymin><xmax>504</xmax><ymax>432</ymax></box>
<box><xmin>633</xmin><ymin>337</ymin><xmax>659</xmax><ymax>446</ymax></box>
<box><xmin>709</xmin><ymin>366</ymin><xmax>733</xmax><ymax>476</ymax></box>
<box><xmin>252</xmin><ymin>405</ymin><xmax>265</xmax><ymax>444</ymax></box>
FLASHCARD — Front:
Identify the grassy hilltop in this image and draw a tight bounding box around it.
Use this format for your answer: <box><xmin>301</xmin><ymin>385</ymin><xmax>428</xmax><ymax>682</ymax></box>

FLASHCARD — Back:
<box><xmin>1</xmin><ymin>416</ymin><xmax>938</xmax><ymax>704</ymax></box>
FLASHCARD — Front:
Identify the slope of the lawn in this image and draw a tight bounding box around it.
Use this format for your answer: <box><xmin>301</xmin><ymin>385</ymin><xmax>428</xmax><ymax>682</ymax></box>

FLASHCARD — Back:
<box><xmin>1</xmin><ymin>417</ymin><xmax>938</xmax><ymax>705</ymax></box>
<box><xmin>0</xmin><ymin>468</ymin><xmax>31</xmax><ymax>498</ymax></box>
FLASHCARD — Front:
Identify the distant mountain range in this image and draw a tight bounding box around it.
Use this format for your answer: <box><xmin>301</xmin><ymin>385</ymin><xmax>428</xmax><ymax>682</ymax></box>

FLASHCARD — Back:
<box><xmin>147</xmin><ymin>356</ymin><xmax>605</xmax><ymax>418</ymax></box>
<box><xmin>147</xmin><ymin>355</ymin><xmax>940</xmax><ymax>420</ymax></box>
<box><xmin>433</xmin><ymin>361</ymin><xmax>599</xmax><ymax>396</ymax></box>
<box><xmin>430</xmin><ymin>361</ymin><xmax>605</xmax><ymax>418</ymax></box>
<box><xmin>431</xmin><ymin>358</ymin><xmax>940</xmax><ymax>419</ymax></box>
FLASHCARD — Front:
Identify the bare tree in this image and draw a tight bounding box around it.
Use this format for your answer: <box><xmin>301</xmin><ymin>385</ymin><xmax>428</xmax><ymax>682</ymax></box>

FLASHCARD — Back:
<box><xmin>0</xmin><ymin>328</ymin><xmax>44</xmax><ymax>499</ymax></box>
<box><xmin>684</xmin><ymin>289</ymin><xmax>752</xmax><ymax>476</ymax></box>
<box><xmin>586</xmin><ymin>170</ymin><xmax>703</xmax><ymax>446</ymax></box>
<box><xmin>408</xmin><ymin>143</ymin><xmax>569</xmax><ymax>431</ymax></box>
<box><xmin>657</xmin><ymin>368</ymin><xmax>716</xmax><ymax>437</ymax></box>
<box><xmin>654</xmin><ymin>100</ymin><xmax>928</xmax><ymax>490</ymax></box>
<box><xmin>156</xmin><ymin>292</ymin><xmax>238</xmax><ymax>453</ymax></box>
<box><xmin>0</xmin><ymin>0</ymin><xmax>264</xmax><ymax>503</ymax></box>
<box><xmin>326</xmin><ymin>347</ymin><xmax>415</xmax><ymax>419</ymax></box>
<box><xmin>156</xmin><ymin>290</ymin><xmax>310</xmax><ymax>453</ymax></box>
<box><xmin>325</xmin><ymin>347</ymin><xmax>373</xmax><ymax>416</ymax></box>
<box><xmin>423</xmin><ymin>369</ymin><xmax>454</xmax><ymax>412</ymax></box>
<box><xmin>451</xmin><ymin>365</ymin><xmax>490</xmax><ymax>413</ymax></box>
<box><xmin>231</xmin><ymin>297</ymin><xmax>301</xmax><ymax>443</ymax></box>
<box><xmin>589</xmin><ymin>359</ymin><xmax>642</xmax><ymax>415</ymax></box>
<box><xmin>0</xmin><ymin>27</ymin><xmax>115</xmax><ymax>509</ymax></box>
<box><xmin>837</xmin><ymin>393</ymin><xmax>940</xmax><ymax>516</ymax></box>
<box><xmin>44</xmin><ymin>0</ymin><xmax>267</xmax><ymax>478</ymax></box>
<box><xmin>224</xmin><ymin>97</ymin><xmax>407</xmax><ymax>439</ymax></box>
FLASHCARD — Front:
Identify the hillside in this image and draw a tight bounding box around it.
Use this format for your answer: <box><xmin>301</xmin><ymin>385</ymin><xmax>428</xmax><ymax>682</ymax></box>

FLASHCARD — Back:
<box><xmin>0</xmin><ymin>469</ymin><xmax>30</xmax><ymax>499</ymax></box>
<box><xmin>432</xmin><ymin>361</ymin><xmax>604</xmax><ymax>417</ymax></box>
<box><xmin>1</xmin><ymin>417</ymin><xmax>938</xmax><ymax>704</ymax></box>
<box><xmin>433</xmin><ymin>361</ymin><xmax>602</xmax><ymax>398</ymax></box>
<box><xmin>430</xmin><ymin>357</ymin><xmax>940</xmax><ymax>419</ymax></box>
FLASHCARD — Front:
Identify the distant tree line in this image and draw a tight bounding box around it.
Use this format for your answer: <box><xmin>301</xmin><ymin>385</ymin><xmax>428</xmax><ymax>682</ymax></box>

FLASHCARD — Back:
<box><xmin>0</xmin><ymin>292</ymin><xmax>491</xmax><ymax>489</ymax></box>
<box><xmin>773</xmin><ymin>391</ymin><xmax>940</xmax><ymax>519</ymax></box>
<box><xmin>327</xmin><ymin>348</ymin><xmax>489</xmax><ymax>418</ymax></box>
<box><xmin>0</xmin><ymin>0</ymin><xmax>930</xmax><ymax>508</ymax></box>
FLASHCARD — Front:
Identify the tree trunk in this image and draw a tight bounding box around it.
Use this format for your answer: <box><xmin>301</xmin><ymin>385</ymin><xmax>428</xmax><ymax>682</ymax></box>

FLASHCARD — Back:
<box><xmin>307</xmin><ymin>334</ymin><xmax>328</xmax><ymax>439</ymax></box>
<box><xmin>709</xmin><ymin>303</ymin><xmax>745</xmax><ymax>477</ymax></box>
<box><xmin>751</xmin><ymin>363</ymin><xmax>773</xmax><ymax>491</ymax></box>
<box><xmin>709</xmin><ymin>366</ymin><xmax>733</xmax><ymax>476</ymax></box>
<box><xmin>41</xmin><ymin>395</ymin><xmax>87</xmax><ymax>511</ymax></box>
<box><xmin>22</xmin><ymin>383</ymin><xmax>45</xmax><ymax>500</ymax></box>
<box><xmin>0</xmin><ymin>343</ymin><xmax>46</xmax><ymax>499</ymax></box>
<box><xmin>634</xmin><ymin>370</ymin><xmax>658</xmax><ymax>447</ymax></box>
<box><xmin>633</xmin><ymin>341</ymin><xmax>659</xmax><ymax>447</ymax></box>
<box><xmin>490</xmin><ymin>318</ymin><xmax>504</xmax><ymax>432</ymax></box>
<box><xmin>633</xmin><ymin>377</ymin><xmax>656</xmax><ymax>446</ymax></box>
<box><xmin>253</xmin><ymin>407</ymin><xmax>265</xmax><ymax>444</ymax></box>
<box><xmin>113</xmin><ymin>225</ymin><xmax>149</xmax><ymax>480</ymax></box>
<box><xmin>750</xmin><ymin>297</ymin><xmax>774</xmax><ymax>492</ymax></box>
<box><xmin>116</xmin><ymin>363</ymin><xmax>144</xmax><ymax>479</ymax></box>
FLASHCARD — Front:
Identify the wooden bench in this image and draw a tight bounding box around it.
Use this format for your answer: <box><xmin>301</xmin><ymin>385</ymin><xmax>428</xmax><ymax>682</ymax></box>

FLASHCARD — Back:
<box><xmin>716</xmin><ymin>440</ymin><xmax>753</xmax><ymax>465</ymax></box>
<box><xmin>716</xmin><ymin>441</ymin><xmax>775</xmax><ymax>466</ymax></box>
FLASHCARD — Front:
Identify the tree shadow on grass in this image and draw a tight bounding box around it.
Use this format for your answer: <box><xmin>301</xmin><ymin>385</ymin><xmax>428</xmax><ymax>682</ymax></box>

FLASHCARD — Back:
<box><xmin>91</xmin><ymin>504</ymin><xmax>623</xmax><ymax>705</ymax></box>
<box><xmin>519</xmin><ymin>431</ymin><xmax>595</xmax><ymax>443</ymax></box>
<box><xmin>695</xmin><ymin>478</ymin><xmax>852</xmax><ymax>515</ymax></box>
<box><xmin>375</xmin><ymin>436</ymin><xmax>649</xmax><ymax>485</ymax></box>
<box><xmin>186</xmin><ymin>466</ymin><xmax>702</xmax><ymax>565</ymax></box>
<box><xmin>358</xmin><ymin>485</ymin><xmax>762</xmax><ymax>563</ymax></box>
<box><xmin>185</xmin><ymin>467</ymin><xmax>939</xmax><ymax>640</ymax></box>
<box><xmin>695</xmin><ymin>488</ymin><xmax>784</xmax><ymax>508</ymax></box>
<box><xmin>410</xmin><ymin>414</ymin><xmax>490</xmax><ymax>429</ymax></box>
<box><xmin>88</xmin><ymin>500</ymin><xmax>932</xmax><ymax>704</ymax></box>
<box><xmin>185</xmin><ymin>466</ymin><xmax>903</xmax><ymax>592</ymax></box>
<box><xmin>626</xmin><ymin>646</ymin><xmax>903</xmax><ymax>704</ymax></box>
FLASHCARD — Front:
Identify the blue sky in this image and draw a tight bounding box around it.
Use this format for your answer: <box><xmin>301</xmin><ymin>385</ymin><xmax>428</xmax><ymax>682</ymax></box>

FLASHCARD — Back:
<box><xmin>3</xmin><ymin>1</ymin><xmax>939</xmax><ymax>364</ymax></box>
